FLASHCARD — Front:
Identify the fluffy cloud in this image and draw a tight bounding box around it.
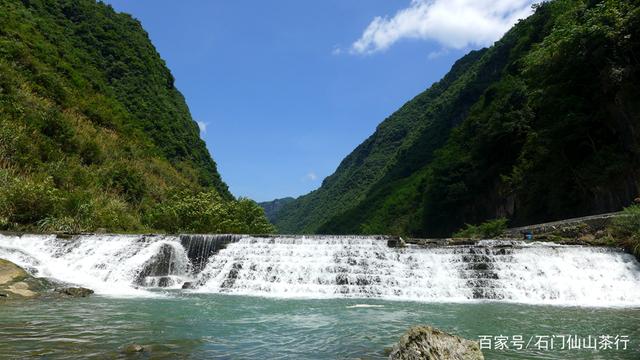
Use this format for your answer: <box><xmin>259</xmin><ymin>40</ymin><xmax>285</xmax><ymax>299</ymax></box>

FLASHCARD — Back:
<box><xmin>197</xmin><ymin>121</ymin><xmax>207</xmax><ymax>134</ymax></box>
<box><xmin>305</xmin><ymin>172</ymin><xmax>318</xmax><ymax>181</ymax></box>
<box><xmin>351</xmin><ymin>0</ymin><xmax>538</xmax><ymax>54</ymax></box>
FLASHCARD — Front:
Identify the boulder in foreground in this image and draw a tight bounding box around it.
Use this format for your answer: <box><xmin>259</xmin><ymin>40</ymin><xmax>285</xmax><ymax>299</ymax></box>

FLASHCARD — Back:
<box><xmin>0</xmin><ymin>259</ymin><xmax>50</xmax><ymax>300</ymax></box>
<box><xmin>389</xmin><ymin>326</ymin><xmax>484</xmax><ymax>360</ymax></box>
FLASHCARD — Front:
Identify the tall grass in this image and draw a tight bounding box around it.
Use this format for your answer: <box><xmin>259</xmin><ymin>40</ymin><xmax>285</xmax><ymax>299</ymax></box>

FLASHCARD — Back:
<box><xmin>610</xmin><ymin>205</ymin><xmax>640</xmax><ymax>258</ymax></box>
<box><xmin>452</xmin><ymin>218</ymin><xmax>508</xmax><ymax>239</ymax></box>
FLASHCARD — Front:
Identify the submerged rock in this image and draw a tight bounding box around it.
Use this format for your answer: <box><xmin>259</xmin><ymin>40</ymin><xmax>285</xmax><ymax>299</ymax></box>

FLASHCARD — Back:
<box><xmin>182</xmin><ymin>281</ymin><xmax>194</xmax><ymax>289</ymax></box>
<box><xmin>55</xmin><ymin>287</ymin><xmax>94</xmax><ymax>297</ymax></box>
<box><xmin>0</xmin><ymin>259</ymin><xmax>51</xmax><ymax>300</ymax></box>
<box><xmin>123</xmin><ymin>343</ymin><xmax>144</xmax><ymax>353</ymax></box>
<box><xmin>389</xmin><ymin>326</ymin><xmax>484</xmax><ymax>360</ymax></box>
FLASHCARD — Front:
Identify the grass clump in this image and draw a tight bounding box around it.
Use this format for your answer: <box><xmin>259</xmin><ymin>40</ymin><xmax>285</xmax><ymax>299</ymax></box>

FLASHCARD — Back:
<box><xmin>453</xmin><ymin>218</ymin><xmax>508</xmax><ymax>239</ymax></box>
<box><xmin>609</xmin><ymin>205</ymin><xmax>640</xmax><ymax>258</ymax></box>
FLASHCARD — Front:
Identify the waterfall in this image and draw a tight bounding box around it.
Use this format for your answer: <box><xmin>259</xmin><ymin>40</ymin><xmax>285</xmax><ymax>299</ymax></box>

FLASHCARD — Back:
<box><xmin>180</xmin><ymin>234</ymin><xmax>242</xmax><ymax>273</ymax></box>
<box><xmin>0</xmin><ymin>234</ymin><xmax>190</xmax><ymax>296</ymax></box>
<box><xmin>1</xmin><ymin>234</ymin><xmax>640</xmax><ymax>306</ymax></box>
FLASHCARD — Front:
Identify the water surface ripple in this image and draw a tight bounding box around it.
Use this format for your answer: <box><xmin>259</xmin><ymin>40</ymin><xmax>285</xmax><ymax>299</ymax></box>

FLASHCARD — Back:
<box><xmin>1</xmin><ymin>294</ymin><xmax>639</xmax><ymax>359</ymax></box>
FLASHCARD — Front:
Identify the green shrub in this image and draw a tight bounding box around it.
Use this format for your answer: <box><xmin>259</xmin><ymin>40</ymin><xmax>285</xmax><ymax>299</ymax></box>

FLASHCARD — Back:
<box><xmin>453</xmin><ymin>218</ymin><xmax>508</xmax><ymax>239</ymax></box>
<box><xmin>611</xmin><ymin>205</ymin><xmax>640</xmax><ymax>237</ymax></box>
<box><xmin>610</xmin><ymin>205</ymin><xmax>640</xmax><ymax>257</ymax></box>
<box><xmin>39</xmin><ymin>192</ymin><xmax>141</xmax><ymax>233</ymax></box>
<box><xmin>146</xmin><ymin>191</ymin><xmax>275</xmax><ymax>234</ymax></box>
<box><xmin>0</xmin><ymin>173</ymin><xmax>60</xmax><ymax>225</ymax></box>
<box><xmin>146</xmin><ymin>190</ymin><xmax>228</xmax><ymax>233</ymax></box>
<box><xmin>78</xmin><ymin>139</ymin><xmax>104</xmax><ymax>165</ymax></box>
<box><xmin>102</xmin><ymin>162</ymin><xmax>146</xmax><ymax>204</ymax></box>
<box><xmin>228</xmin><ymin>198</ymin><xmax>276</xmax><ymax>234</ymax></box>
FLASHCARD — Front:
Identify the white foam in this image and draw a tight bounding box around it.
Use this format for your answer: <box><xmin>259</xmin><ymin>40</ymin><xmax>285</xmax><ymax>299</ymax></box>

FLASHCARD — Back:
<box><xmin>0</xmin><ymin>234</ymin><xmax>187</xmax><ymax>297</ymax></box>
<box><xmin>193</xmin><ymin>236</ymin><xmax>640</xmax><ymax>306</ymax></box>
<box><xmin>1</xmin><ymin>234</ymin><xmax>640</xmax><ymax>306</ymax></box>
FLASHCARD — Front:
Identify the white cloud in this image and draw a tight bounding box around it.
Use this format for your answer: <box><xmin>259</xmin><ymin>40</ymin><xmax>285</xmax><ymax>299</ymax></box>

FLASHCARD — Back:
<box><xmin>427</xmin><ymin>48</ymin><xmax>449</xmax><ymax>59</ymax></box>
<box><xmin>351</xmin><ymin>0</ymin><xmax>538</xmax><ymax>54</ymax></box>
<box><xmin>305</xmin><ymin>172</ymin><xmax>318</xmax><ymax>181</ymax></box>
<box><xmin>197</xmin><ymin>121</ymin><xmax>207</xmax><ymax>134</ymax></box>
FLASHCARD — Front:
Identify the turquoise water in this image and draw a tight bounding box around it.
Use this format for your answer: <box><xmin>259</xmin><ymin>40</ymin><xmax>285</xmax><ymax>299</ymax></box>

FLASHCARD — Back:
<box><xmin>1</xmin><ymin>293</ymin><xmax>639</xmax><ymax>359</ymax></box>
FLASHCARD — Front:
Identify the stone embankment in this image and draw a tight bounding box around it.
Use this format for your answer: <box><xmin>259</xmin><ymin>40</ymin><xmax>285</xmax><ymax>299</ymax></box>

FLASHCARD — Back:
<box><xmin>504</xmin><ymin>212</ymin><xmax>621</xmax><ymax>241</ymax></box>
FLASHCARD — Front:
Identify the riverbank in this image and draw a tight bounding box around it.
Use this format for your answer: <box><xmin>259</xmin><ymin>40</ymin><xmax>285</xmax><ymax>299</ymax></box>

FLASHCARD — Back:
<box><xmin>504</xmin><ymin>210</ymin><xmax>640</xmax><ymax>260</ymax></box>
<box><xmin>400</xmin><ymin>211</ymin><xmax>639</xmax><ymax>262</ymax></box>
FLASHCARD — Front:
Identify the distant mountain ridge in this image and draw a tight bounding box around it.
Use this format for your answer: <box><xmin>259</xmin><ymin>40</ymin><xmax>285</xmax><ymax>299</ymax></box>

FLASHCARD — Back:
<box><xmin>259</xmin><ymin>197</ymin><xmax>295</xmax><ymax>223</ymax></box>
<box><xmin>270</xmin><ymin>0</ymin><xmax>640</xmax><ymax>236</ymax></box>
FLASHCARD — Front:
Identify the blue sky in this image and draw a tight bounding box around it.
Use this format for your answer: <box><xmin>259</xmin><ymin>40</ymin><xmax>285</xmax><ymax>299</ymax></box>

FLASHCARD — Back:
<box><xmin>103</xmin><ymin>0</ymin><xmax>536</xmax><ymax>202</ymax></box>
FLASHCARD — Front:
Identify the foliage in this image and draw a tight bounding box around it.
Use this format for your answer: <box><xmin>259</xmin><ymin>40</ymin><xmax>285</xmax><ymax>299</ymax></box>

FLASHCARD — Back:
<box><xmin>611</xmin><ymin>206</ymin><xmax>640</xmax><ymax>237</ymax></box>
<box><xmin>610</xmin><ymin>205</ymin><xmax>640</xmax><ymax>257</ymax></box>
<box><xmin>452</xmin><ymin>218</ymin><xmax>508</xmax><ymax>239</ymax></box>
<box><xmin>147</xmin><ymin>191</ymin><xmax>274</xmax><ymax>234</ymax></box>
<box><xmin>0</xmin><ymin>172</ymin><xmax>59</xmax><ymax>226</ymax></box>
<box><xmin>0</xmin><ymin>0</ymin><xmax>269</xmax><ymax>234</ymax></box>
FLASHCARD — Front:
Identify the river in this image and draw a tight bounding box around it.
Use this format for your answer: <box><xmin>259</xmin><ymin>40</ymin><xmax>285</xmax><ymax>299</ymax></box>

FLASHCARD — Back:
<box><xmin>1</xmin><ymin>234</ymin><xmax>639</xmax><ymax>359</ymax></box>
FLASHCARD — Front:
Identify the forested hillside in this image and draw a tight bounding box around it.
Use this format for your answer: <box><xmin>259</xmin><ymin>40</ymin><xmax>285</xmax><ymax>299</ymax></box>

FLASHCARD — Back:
<box><xmin>270</xmin><ymin>0</ymin><xmax>640</xmax><ymax>236</ymax></box>
<box><xmin>0</xmin><ymin>0</ymin><xmax>273</xmax><ymax>233</ymax></box>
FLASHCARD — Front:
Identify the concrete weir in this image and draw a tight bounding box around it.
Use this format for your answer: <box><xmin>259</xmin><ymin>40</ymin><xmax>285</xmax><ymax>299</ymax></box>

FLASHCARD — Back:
<box><xmin>0</xmin><ymin>233</ymin><xmax>639</xmax><ymax>306</ymax></box>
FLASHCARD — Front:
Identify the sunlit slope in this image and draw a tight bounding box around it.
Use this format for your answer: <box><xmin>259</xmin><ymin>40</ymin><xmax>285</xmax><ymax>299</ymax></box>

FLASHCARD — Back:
<box><xmin>0</xmin><ymin>0</ymin><xmax>271</xmax><ymax>233</ymax></box>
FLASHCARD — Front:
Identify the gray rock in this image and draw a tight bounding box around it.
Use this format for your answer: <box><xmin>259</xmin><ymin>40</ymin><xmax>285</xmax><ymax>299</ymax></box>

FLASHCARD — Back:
<box><xmin>388</xmin><ymin>237</ymin><xmax>407</xmax><ymax>248</ymax></box>
<box><xmin>389</xmin><ymin>326</ymin><xmax>484</xmax><ymax>360</ymax></box>
<box><xmin>55</xmin><ymin>287</ymin><xmax>94</xmax><ymax>297</ymax></box>
<box><xmin>181</xmin><ymin>282</ymin><xmax>194</xmax><ymax>289</ymax></box>
<box><xmin>156</xmin><ymin>276</ymin><xmax>174</xmax><ymax>287</ymax></box>
<box><xmin>0</xmin><ymin>259</ymin><xmax>51</xmax><ymax>299</ymax></box>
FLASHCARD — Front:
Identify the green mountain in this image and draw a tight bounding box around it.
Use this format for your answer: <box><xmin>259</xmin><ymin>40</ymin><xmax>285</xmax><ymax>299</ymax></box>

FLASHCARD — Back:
<box><xmin>0</xmin><ymin>0</ymin><xmax>272</xmax><ymax>234</ymax></box>
<box><xmin>259</xmin><ymin>197</ymin><xmax>295</xmax><ymax>223</ymax></box>
<box><xmin>271</xmin><ymin>0</ymin><xmax>640</xmax><ymax>236</ymax></box>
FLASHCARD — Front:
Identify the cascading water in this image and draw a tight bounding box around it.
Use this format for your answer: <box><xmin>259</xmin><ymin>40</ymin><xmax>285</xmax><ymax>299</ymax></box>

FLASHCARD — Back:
<box><xmin>1</xmin><ymin>234</ymin><xmax>640</xmax><ymax>306</ymax></box>
<box><xmin>193</xmin><ymin>237</ymin><xmax>640</xmax><ymax>306</ymax></box>
<box><xmin>0</xmin><ymin>234</ymin><xmax>192</xmax><ymax>296</ymax></box>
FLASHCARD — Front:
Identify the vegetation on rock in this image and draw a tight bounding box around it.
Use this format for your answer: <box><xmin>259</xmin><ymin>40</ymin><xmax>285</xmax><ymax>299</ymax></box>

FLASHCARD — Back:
<box><xmin>609</xmin><ymin>205</ymin><xmax>640</xmax><ymax>258</ymax></box>
<box><xmin>453</xmin><ymin>218</ymin><xmax>508</xmax><ymax>239</ymax></box>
